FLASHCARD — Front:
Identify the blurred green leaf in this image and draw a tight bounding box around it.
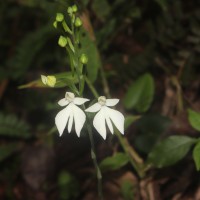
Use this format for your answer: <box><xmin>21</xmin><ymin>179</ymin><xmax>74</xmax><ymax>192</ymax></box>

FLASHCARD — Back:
<box><xmin>134</xmin><ymin>114</ymin><xmax>171</xmax><ymax>153</ymax></box>
<box><xmin>193</xmin><ymin>140</ymin><xmax>200</xmax><ymax>171</ymax></box>
<box><xmin>7</xmin><ymin>24</ymin><xmax>56</xmax><ymax>79</ymax></box>
<box><xmin>188</xmin><ymin>109</ymin><xmax>200</xmax><ymax>131</ymax></box>
<box><xmin>58</xmin><ymin>171</ymin><xmax>79</xmax><ymax>200</ymax></box>
<box><xmin>92</xmin><ymin>0</ymin><xmax>110</xmax><ymax>21</ymax></box>
<box><xmin>99</xmin><ymin>153</ymin><xmax>129</xmax><ymax>172</ymax></box>
<box><xmin>0</xmin><ymin>113</ymin><xmax>30</xmax><ymax>138</ymax></box>
<box><xmin>120</xmin><ymin>180</ymin><xmax>134</xmax><ymax>200</ymax></box>
<box><xmin>148</xmin><ymin>136</ymin><xmax>196</xmax><ymax>168</ymax></box>
<box><xmin>19</xmin><ymin>72</ymin><xmax>78</xmax><ymax>89</ymax></box>
<box><xmin>123</xmin><ymin>73</ymin><xmax>155</xmax><ymax>112</ymax></box>
<box><xmin>79</xmin><ymin>29</ymin><xmax>100</xmax><ymax>83</ymax></box>
<box><xmin>125</xmin><ymin>115</ymin><xmax>141</xmax><ymax>130</ymax></box>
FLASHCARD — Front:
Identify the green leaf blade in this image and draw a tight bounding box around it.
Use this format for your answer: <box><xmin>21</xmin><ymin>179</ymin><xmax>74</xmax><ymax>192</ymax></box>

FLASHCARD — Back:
<box><xmin>188</xmin><ymin>109</ymin><xmax>200</xmax><ymax>131</ymax></box>
<box><xmin>0</xmin><ymin>113</ymin><xmax>30</xmax><ymax>139</ymax></box>
<box><xmin>148</xmin><ymin>136</ymin><xmax>196</xmax><ymax>168</ymax></box>
<box><xmin>123</xmin><ymin>73</ymin><xmax>154</xmax><ymax>113</ymax></box>
<box><xmin>79</xmin><ymin>29</ymin><xmax>100</xmax><ymax>83</ymax></box>
<box><xmin>99</xmin><ymin>153</ymin><xmax>129</xmax><ymax>172</ymax></box>
<box><xmin>193</xmin><ymin>141</ymin><xmax>200</xmax><ymax>170</ymax></box>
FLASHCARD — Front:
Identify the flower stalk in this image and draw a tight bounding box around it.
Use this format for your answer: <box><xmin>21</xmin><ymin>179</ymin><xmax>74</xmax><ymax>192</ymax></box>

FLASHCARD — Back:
<box><xmin>53</xmin><ymin>6</ymin><xmax>104</xmax><ymax>198</ymax></box>
<box><xmin>87</xmin><ymin>122</ymin><xmax>103</xmax><ymax>200</ymax></box>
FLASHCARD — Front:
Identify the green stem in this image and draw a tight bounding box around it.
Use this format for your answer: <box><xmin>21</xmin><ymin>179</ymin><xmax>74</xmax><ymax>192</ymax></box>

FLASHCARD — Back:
<box><xmin>99</xmin><ymin>63</ymin><xmax>110</xmax><ymax>98</ymax></box>
<box><xmin>87</xmin><ymin>123</ymin><xmax>103</xmax><ymax>200</ymax></box>
<box><xmin>115</xmin><ymin>131</ymin><xmax>145</xmax><ymax>178</ymax></box>
<box><xmin>84</xmin><ymin>76</ymin><xmax>99</xmax><ymax>98</ymax></box>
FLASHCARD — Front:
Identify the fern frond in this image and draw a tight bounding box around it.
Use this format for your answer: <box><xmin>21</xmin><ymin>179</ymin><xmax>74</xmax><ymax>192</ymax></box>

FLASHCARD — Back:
<box><xmin>7</xmin><ymin>24</ymin><xmax>56</xmax><ymax>79</ymax></box>
<box><xmin>0</xmin><ymin>113</ymin><xmax>31</xmax><ymax>138</ymax></box>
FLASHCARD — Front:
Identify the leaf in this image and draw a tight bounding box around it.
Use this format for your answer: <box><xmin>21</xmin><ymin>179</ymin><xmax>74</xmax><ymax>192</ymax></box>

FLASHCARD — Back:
<box><xmin>120</xmin><ymin>180</ymin><xmax>134</xmax><ymax>200</ymax></box>
<box><xmin>58</xmin><ymin>171</ymin><xmax>79</xmax><ymax>200</ymax></box>
<box><xmin>125</xmin><ymin>115</ymin><xmax>141</xmax><ymax>130</ymax></box>
<box><xmin>148</xmin><ymin>136</ymin><xmax>196</xmax><ymax>168</ymax></box>
<box><xmin>7</xmin><ymin>24</ymin><xmax>56</xmax><ymax>79</ymax></box>
<box><xmin>92</xmin><ymin>0</ymin><xmax>111</xmax><ymax>21</ymax></box>
<box><xmin>99</xmin><ymin>153</ymin><xmax>129</xmax><ymax>172</ymax></box>
<box><xmin>0</xmin><ymin>143</ymin><xmax>20</xmax><ymax>162</ymax></box>
<box><xmin>18</xmin><ymin>72</ymin><xmax>78</xmax><ymax>89</ymax></box>
<box><xmin>134</xmin><ymin>114</ymin><xmax>171</xmax><ymax>154</ymax></box>
<box><xmin>123</xmin><ymin>73</ymin><xmax>155</xmax><ymax>112</ymax></box>
<box><xmin>0</xmin><ymin>113</ymin><xmax>30</xmax><ymax>138</ymax></box>
<box><xmin>188</xmin><ymin>109</ymin><xmax>200</xmax><ymax>131</ymax></box>
<box><xmin>193</xmin><ymin>140</ymin><xmax>200</xmax><ymax>170</ymax></box>
<box><xmin>79</xmin><ymin>25</ymin><xmax>101</xmax><ymax>83</ymax></box>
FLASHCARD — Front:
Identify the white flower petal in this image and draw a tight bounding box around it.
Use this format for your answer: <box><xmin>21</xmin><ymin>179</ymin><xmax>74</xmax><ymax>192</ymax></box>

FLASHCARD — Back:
<box><xmin>68</xmin><ymin>111</ymin><xmax>73</xmax><ymax>133</ymax></box>
<box><xmin>55</xmin><ymin>105</ymin><xmax>71</xmax><ymax>136</ymax></box>
<box><xmin>41</xmin><ymin>75</ymin><xmax>47</xmax><ymax>85</ymax></box>
<box><xmin>73</xmin><ymin>104</ymin><xmax>86</xmax><ymax>137</ymax></box>
<box><xmin>106</xmin><ymin>99</ymin><xmax>119</xmax><ymax>107</ymax></box>
<box><xmin>93</xmin><ymin>109</ymin><xmax>107</xmax><ymax>139</ymax></box>
<box><xmin>58</xmin><ymin>98</ymin><xmax>69</xmax><ymax>106</ymax></box>
<box><xmin>105</xmin><ymin>107</ymin><xmax>124</xmax><ymax>135</ymax></box>
<box><xmin>74</xmin><ymin>97</ymin><xmax>90</xmax><ymax>105</ymax></box>
<box><xmin>105</xmin><ymin>115</ymin><xmax>114</xmax><ymax>134</ymax></box>
<box><xmin>85</xmin><ymin>103</ymin><xmax>101</xmax><ymax>112</ymax></box>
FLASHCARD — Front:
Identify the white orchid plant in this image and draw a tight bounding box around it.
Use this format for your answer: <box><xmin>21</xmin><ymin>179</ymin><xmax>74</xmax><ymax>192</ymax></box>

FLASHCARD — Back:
<box><xmin>41</xmin><ymin>5</ymin><xmax>126</xmax><ymax>199</ymax></box>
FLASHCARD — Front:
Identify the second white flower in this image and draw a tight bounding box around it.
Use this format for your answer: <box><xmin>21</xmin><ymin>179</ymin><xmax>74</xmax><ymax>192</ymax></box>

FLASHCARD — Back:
<box><xmin>85</xmin><ymin>96</ymin><xmax>124</xmax><ymax>139</ymax></box>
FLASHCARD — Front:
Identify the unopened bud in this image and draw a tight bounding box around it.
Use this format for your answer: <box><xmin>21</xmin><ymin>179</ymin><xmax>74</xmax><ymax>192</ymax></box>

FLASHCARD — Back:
<box><xmin>80</xmin><ymin>54</ymin><xmax>88</xmax><ymax>64</ymax></box>
<box><xmin>58</xmin><ymin>36</ymin><xmax>67</xmax><ymax>47</ymax></box>
<box><xmin>67</xmin><ymin>7</ymin><xmax>73</xmax><ymax>15</ymax></box>
<box><xmin>56</xmin><ymin>13</ymin><xmax>64</xmax><ymax>22</ymax></box>
<box><xmin>72</xmin><ymin>5</ymin><xmax>78</xmax><ymax>13</ymax></box>
<box><xmin>75</xmin><ymin>17</ymin><xmax>82</xmax><ymax>27</ymax></box>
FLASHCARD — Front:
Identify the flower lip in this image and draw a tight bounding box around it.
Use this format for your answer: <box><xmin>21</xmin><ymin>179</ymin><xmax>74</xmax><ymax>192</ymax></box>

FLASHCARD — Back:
<box><xmin>65</xmin><ymin>92</ymin><xmax>75</xmax><ymax>102</ymax></box>
<box><xmin>98</xmin><ymin>96</ymin><xmax>106</xmax><ymax>106</ymax></box>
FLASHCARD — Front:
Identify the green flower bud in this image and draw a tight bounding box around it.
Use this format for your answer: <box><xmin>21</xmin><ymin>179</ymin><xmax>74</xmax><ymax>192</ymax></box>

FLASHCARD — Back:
<box><xmin>58</xmin><ymin>36</ymin><xmax>67</xmax><ymax>47</ymax></box>
<box><xmin>80</xmin><ymin>54</ymin><xmax>88</xmax><ymax>64</ymax></box>
<box><xmin>75</xmin><ymin>17</ymin><xmax>82</xmax><ymax>27</ymax></box>
<box><xmin>72</xmin><ymin>5</ymin><xmax>78</xmax><ymax>13</ymax></box>
<box><xmin>67</xmin><ymin>7</ymin><xmax>73</xmax><ymax>15</ymax></box>
<box><xmin>56</xmin><ymin>13</ymin><xmax>64</xmax><ymax>22</ymax></box>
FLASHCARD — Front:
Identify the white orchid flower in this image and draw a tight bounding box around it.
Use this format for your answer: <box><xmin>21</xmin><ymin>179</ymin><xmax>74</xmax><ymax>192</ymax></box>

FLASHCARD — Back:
<box><xmin>55</xmin><ymin>92</ymin><xmax>89</xmax><ymax>137</ymax></box>
<box><xmin>85</xmin><ymin>96</ymin><xmax>124</xmax><ymax>139</ymax></box>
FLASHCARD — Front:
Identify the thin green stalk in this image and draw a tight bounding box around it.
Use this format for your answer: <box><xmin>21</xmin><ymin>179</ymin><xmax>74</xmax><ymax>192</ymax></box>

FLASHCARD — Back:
<box><xmin>115</xmin><ymin>131</ymin><xmax>145</xmax><ymax>178</ymax></box>
<box><xmin>87</xmin><ymin>123</ymin><xmax>103</xmax><ymax>200</ymax></box>
<box><xmin>84</xmin><ymin>76</ymin><xmax>99</xmax><ymax>98</ymax></box>
<box><xmin>99</xmin><ymin>63</ymin><xmax>110</xmax><ymax>98</ymax></box>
